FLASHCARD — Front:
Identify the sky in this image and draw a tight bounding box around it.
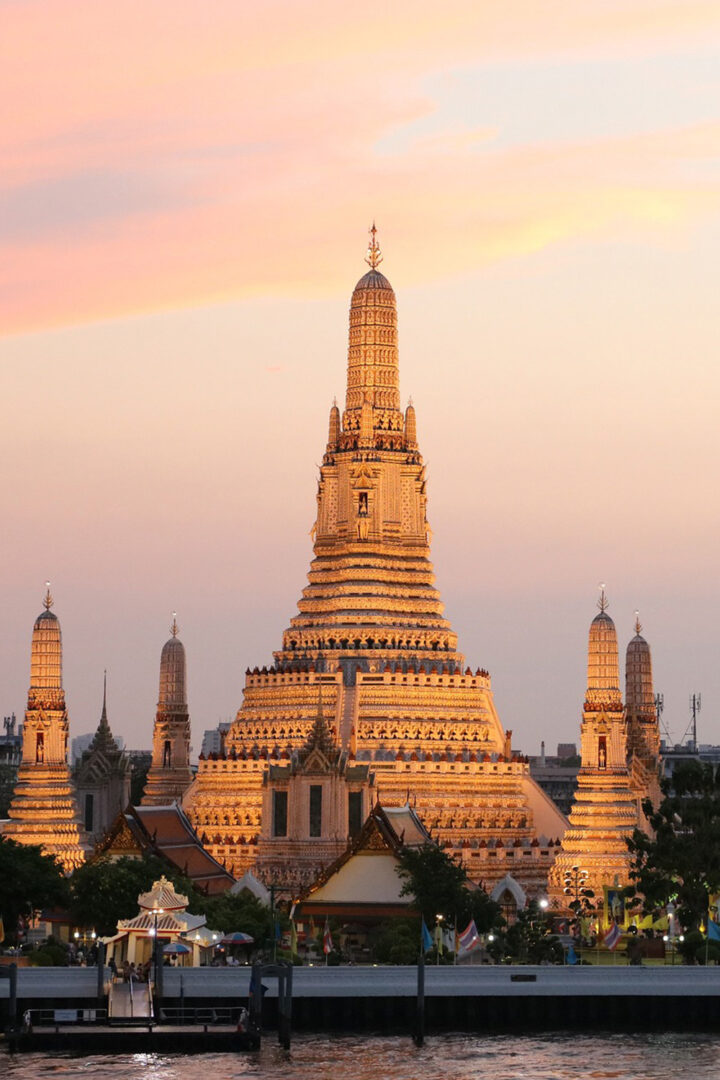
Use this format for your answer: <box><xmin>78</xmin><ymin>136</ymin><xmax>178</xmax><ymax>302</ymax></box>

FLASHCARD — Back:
<box><xmin>2</xmin><ymin>1</ymin><xmax>720</xmax><ymax>756</ymax></box>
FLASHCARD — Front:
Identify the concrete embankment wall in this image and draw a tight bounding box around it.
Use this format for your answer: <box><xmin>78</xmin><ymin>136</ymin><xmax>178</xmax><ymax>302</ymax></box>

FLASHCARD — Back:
<box><xmin>3</xmin><ymin>966</ymin><xmax>720</xmax><ymax>1032</ymax></box>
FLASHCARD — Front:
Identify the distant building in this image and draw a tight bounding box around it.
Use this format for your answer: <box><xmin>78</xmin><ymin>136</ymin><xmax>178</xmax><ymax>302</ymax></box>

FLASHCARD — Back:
<box><xmin>0</xmin><ymin>714</ymin><xmax>23</xmax><ymax>818</ymax></box>
<box><xmin>556</xmin><ymin>743</ymin><xmax>578</xmax><ymax>760</ymax></box>
<box><xmin>73</xmin><ymin>675</ymin><xmax>131</xmax><ymax>844</ymax></box>
<box><xmin>141</xmin><ymin>619</ymin><xmax>194</xmax><ymax>806</ymax></box>
<box><xmin>200</xmin><ymin>724</ymin><xmax>231</xmax><ymax>758</ymax></box>
<box><xmin>528</xmin><ymin>762</ymin><xmax>579</xmax><ymax>817</ymax></box>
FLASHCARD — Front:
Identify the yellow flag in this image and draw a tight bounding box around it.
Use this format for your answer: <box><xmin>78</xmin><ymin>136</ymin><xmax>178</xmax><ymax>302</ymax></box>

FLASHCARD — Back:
<box><xmin>290</xmin><ymin>922</ymin><xmax>298</xmax><ymax>956</ymax></box>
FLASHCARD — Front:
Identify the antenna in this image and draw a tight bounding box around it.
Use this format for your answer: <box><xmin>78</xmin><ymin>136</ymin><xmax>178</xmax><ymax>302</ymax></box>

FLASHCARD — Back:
<box><xmin>655</xmin><ymin>692</ymin><xmax>671</xmax><ymax>743</ymax></box>
<box><xmin>681</xmin><ymin>693</ymin><xmax>701</xmax><ymax>750</ymax></box>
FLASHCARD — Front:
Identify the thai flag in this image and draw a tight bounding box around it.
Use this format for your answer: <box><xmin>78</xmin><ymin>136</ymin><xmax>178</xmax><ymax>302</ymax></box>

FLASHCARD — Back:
<box><xmin>458</xmin><ymin>919</ymin><xmax>480</xmax><ymax>952</ymax></box>
<box><xmin>323</xmin><ymin>917</ymin><xmax>333</xmax><ymax>955</ymax></box>
<box><xmin>604</xmin><ymin>920</ymin><xmax>622</xmax><ymax>950</ymax></box>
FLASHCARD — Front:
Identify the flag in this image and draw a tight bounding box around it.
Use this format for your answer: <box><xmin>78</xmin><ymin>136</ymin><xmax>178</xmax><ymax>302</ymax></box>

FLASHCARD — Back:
<box><xmin>323</xmin><ymin>917</ymin><xmax>333</xmax><ymax>955</ymax></box>
<box><xmin>275</xmin><ymin>921</ymin><xmax>282</xmax><ymax>942</ymax></box>
<box><xmin>566</xmin><ymin>943</ymin><xmax>579</xmax><ymax>965</ymax></box>
<box><xmin>290</xmin><ymin>921</ymin><xmax>298</xmax><ymax>955</ymax></box>
<box><xmin>603</xmin><ymin>921</ymin><xmax>621</xmax><ymax>950</ymax></box>
<box><xmin>434</xmin><ymin>921</ymin><xmax>444</xmax><ymax>954</ymax></box>
<box><xmin>421</xmin><ymin>919</ymin><xmax>433</xmax><ymax>952</ymax></box>
<box><xmin>457</xmin><ymin>919</ymin><xmax>480</xmax><ymax>953</ymax></box>
<box><xmin>0</xmin><ymin>916</ymin><xmax>4</xmax><ymax>945</ymax></box>
<box><xmin>707</xmin><ymin>917</ymin><xmax>720</xmax><ymax>942</ymax></box>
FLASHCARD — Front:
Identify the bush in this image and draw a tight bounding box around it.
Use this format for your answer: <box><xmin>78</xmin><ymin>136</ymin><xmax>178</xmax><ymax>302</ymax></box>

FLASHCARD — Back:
<box><xmin>28</xmin><ymin>950</ymin><xmax>54</xmax><ymax>967</ymax></box>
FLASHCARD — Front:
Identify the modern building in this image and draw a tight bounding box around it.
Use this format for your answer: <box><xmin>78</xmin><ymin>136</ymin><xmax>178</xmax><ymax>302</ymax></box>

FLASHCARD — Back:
<box><xmin>184</xmin><ymin>230</ymin><xmax>566</xmax><ymax>894</ymax></box>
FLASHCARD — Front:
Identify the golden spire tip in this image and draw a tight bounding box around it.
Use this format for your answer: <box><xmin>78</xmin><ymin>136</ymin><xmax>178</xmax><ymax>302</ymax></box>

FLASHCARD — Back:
<box><xmin>597</xmin><ymin>582</ymin><xmax>608</xmax><ymax>613</ymax></box>
<box><xmin>171</xmin><ymin>612</ymin><xmax>179</xmax><ymax>638</ymax></box>
<box><xmin>43</xmin><ymin>581</ymin><xmax>54</xmax><ymax>610</ymax></box>
<box><xmin>634</xmin><ymin>610</ymin><xmax>642</xmax><ymax>635</ymax></box>
<box><xmin>365</xmin><ymin>221</ymin><xmax>383</xmax><ymax>270</ymax></box>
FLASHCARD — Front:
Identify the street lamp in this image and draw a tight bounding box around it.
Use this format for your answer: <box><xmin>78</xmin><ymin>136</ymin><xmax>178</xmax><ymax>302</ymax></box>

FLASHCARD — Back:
<box><xmin>150</xmin><ymin>907</ymin><xmax>164</xmax><ymax>987</ymax></box>
<box><xmin>435</xmin><ymin>914</ymin><xmax>444</xmax><ymax>966</ymax></box>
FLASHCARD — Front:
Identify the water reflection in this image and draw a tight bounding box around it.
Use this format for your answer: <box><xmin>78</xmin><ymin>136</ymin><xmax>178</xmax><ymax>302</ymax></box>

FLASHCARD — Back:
<box><xmin>3</xmin><ymin>1033</ymin><xmax>718</xmax><ymax>1080</ymax></box>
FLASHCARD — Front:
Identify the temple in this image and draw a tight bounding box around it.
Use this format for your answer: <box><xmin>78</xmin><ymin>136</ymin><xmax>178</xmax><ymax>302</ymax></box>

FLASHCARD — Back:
<box><xmin>3</xmin><ymin>587</ymin><xmax>88</xmax><ymax>872</ymax></box>
<box><xmin>548</xmin><ymin>590</ymin><xmax>659</xmax><ymax>908</ymax></box>
<box><xmin>73</xmin><ymin>673</ymin><xmax>131</xmax><ymax>844</ymax></box>
<box><xmin>142</xmin><ymin>618</ymin><xmax>194</xmax><ymax>806</ymax></box>
<box><xmin>184</xmin><ymin>229</ymin><xmax>566</xmax><ymax>891</ymax></box>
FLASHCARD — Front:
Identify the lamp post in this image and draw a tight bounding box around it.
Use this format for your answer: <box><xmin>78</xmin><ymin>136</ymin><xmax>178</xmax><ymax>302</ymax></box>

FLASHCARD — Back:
<box><xmin>150</xmin><ymin>907</ymin><xmax>164</xmax><ymax>989</ymax></box>
<box><xmin>435</xmin><ymin>914</ymin><xmax>443</xmax><ymax>966</ymax></box>
<box><xmin>563</xmin><ymin>866</ymin><xmax>594</xmax><ymax>948</ymax></box>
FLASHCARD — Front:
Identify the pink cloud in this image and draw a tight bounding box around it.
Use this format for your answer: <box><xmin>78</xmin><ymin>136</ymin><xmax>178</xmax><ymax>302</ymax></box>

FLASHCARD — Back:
<box><xmin>3</xmin><ymin>2</ymin><xmax>720</xmax><ymax>333</ymax></box>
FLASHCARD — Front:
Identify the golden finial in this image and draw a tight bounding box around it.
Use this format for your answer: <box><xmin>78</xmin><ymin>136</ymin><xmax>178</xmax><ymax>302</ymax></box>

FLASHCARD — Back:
<box><xmin>171</xmin><ymin>612</ymin><xmax>179</xmax><ymax>638</ymax></box>
<box><xmin>365</xmin><ymin>221</ymin><xmax>383</xmax><ymax>270</ymax></box>
<box><xmin>597</xmin><ymin>582</ymin><xmax>608</xmax><ymax>613</ymax></box>
<box><xmin>43</xmin><ymin>581</ymin><xmax>54</xmax><ymax>610</ymax></box>
<box><xmin>634</xmin><ymin>610</ymin><xmax>642</xmax><ymax>635</ymax></box>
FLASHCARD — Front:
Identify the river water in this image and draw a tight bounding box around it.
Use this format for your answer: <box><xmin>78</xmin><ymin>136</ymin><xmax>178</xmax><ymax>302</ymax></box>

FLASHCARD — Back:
<box><xmin>3</xmin><ymin>1034</ymin><xmax>719</xmax><ymax>1080</ymax></box>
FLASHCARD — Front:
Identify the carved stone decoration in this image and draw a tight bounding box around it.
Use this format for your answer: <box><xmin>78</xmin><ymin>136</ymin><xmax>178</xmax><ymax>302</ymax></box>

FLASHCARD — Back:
<box><xmin>184</xmin><ymin>233</ymin><xmax>567</xmax><ymax>894</ymax></box>
<box><xmin>3</xmin><ymin>589</ymin><xmax>88</xmax><ymax>872</ymax></box>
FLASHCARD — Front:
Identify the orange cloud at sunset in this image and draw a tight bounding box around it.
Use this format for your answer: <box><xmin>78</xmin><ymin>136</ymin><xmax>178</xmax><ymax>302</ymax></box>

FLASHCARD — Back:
<box><xmin>4</xmin><ymin>2</ymin><xmax>720</xmax><ymax>333</ymax></box>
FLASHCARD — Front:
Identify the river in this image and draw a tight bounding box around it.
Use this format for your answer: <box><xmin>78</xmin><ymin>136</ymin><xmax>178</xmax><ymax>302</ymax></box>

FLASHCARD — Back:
<box><xmin>3</xmin><ymin>1033</ymin><xmax>719</xmax><ymax>1080</ymax></box>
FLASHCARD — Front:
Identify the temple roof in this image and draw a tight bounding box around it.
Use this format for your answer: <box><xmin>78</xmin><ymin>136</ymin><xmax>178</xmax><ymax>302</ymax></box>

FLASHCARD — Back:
<box><xmin>94</xmin><ymin>803</ymin><xmax>235</xmax><ymax>894</ymax></box>
<box><xmin>352</xmin><ymin>268</ymin><xmax>394</xmax><ymax>293</ymax></box>
<box><xmin>138</xmin><ymin>875</ymin><xmax>188</xmax><ymax>912</ymax></box>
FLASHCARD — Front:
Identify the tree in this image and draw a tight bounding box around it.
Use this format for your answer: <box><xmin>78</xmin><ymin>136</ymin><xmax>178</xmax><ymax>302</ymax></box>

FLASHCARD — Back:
<box><xmin>501</xmin><ymin>900</ymin><xmax>563</xmax><ymax>964</ymax></box>
<box><xmin>628</xmin><ymin>760</ymin><xmax>720</xmax><ymax>932</ymax></box>
<box><xmin>396</xmin><ymin>843</ymin><xmax>502</xmax><ymax>934</ymax></box>
<box><xmin>0</xmin><ymin>837</ymin><xmax>69</xmax><ymax>942</ymax></box>
<box><xmin>68</xmin><ymin>855</ymin><xmax>200</xmax><ymax>936</ymax></box>
<box><xmin>202</xmin><ymin>890</ymin><xmax>275</xmax><ymax>947</ymax></box>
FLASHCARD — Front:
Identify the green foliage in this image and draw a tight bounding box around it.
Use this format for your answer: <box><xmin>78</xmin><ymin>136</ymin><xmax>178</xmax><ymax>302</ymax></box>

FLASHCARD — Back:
<box><xmin>201</xmin><ymin>890</ymin><xmax>275</xmax><ymax>945</ymax></box>
<box><xmin>396</xmin><ymin>843</ymin><xmax>502</xmax><ymax>932</ymax></box>
<box><xmin>28</xmin><ymin>943</ymin><xmax>67</xmax><ymax>966</ymax></box>
<box><xmin>628</xmin><ymin>761</ymin><xmax>720</xmax><ymax>932</ymax></box>
<box><xmin>0</xmin><ymin>837</ymin><xmax>69</xmax><ymax>942</ymax></box>
<box><xmin>371</xmin><ymin>918</ymin><xmax>421</xmax><ymax>964</ymax></box>
<box><xmin>500</xmin><ymin>901</ymin><xmax>563</xmax><ymax>964</ymax></box>
<box><xmin>69</xmin><ymin>855</ymin><xmax>199</xmax><ymax>936</ymax></box>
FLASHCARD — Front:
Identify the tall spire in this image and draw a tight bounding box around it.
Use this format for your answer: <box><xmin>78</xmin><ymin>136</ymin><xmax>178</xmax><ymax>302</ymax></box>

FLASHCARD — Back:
<box><xmin>342</xmin><ymin>225</ymin><xmax>401</xmax><ymax>427</ymax></box>
<box><xmin>365</xmin><ymin>221</ymin><xmax>383</xmax><ymax>269</ymax></box>
<box><xmin>100</xmin><ymin>669</ymin><xmax>109</xmax><ymax>729</ymax></box>
<box><xmin>29</xmin><ymin>585</ymin><xmax>64</xmax><ymax>703</ymax></box>
<box><xmin>159</xmin><ymin>616</ymin><xmax>186</xmax><ymax>709</ymax></box>
<box><xmin>585</xmin><ymin>586</ymin><xmax>621</xmax><ymax>708</ymax></box>
<box><xmin>626</xmin><ymin>615</ymin><xmax>655</xmax><ymax>718</ymax></box>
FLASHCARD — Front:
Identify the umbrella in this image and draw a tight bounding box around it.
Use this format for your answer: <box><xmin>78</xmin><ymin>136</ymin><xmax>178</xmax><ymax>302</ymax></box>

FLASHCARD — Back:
<box><xmin>163</xmin><ymin>941</ymin><xmax>191</xmax><ymax>955</ymax></box>
<box><xmin>221</xmin><ymin>932</ymin><xmax>254</xmax><ymax>945</ymax></box>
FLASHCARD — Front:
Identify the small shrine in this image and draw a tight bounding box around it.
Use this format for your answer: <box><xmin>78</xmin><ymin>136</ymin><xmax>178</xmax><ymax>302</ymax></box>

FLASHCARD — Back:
<box><xmin>104</xmin><ymin>876</ymin><xmax>222</xmax><ymax>968</ymax></box>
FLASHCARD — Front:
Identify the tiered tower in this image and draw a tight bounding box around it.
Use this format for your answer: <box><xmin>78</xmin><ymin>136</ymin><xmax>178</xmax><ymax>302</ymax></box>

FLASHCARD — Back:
<box><xmin>142</xmin><ymin>617</ymin><xmax>193</xmax><ymax>805</ymax></box>
<box><xmin>3</xmin><ymin>587</ymin><xmax>88</xmax><ymax>872</ymax></box>
<box><xmin>547</xmin><ymin>589</ymin><xmax>638</xmax><ymax>907</ymax></box>
<box><xmin>625</xmin><ymin>616</ymin><xmax>661</xmax><ymax>812</ymax></box>
<box><xmin>185</xmin><ymin>229</ymin><xmax>566</xmax><ymax>890</ymax></box>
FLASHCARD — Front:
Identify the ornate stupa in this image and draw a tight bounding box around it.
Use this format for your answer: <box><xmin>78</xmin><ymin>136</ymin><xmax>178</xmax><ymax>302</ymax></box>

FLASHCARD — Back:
<box><xmin>3</xmin><ymin>586</ymin><xmax>88</xmax><ymax>872</ymax></box>
<box><xmin>142</xmin><ymin>616</ymin><xmax>193</xmax><ymax>805</ymax></box>
<box><xmin>547</xmin><ymin>588</ymin><xmax>639</xmax><ymax>908</ymax></box>
<box><xmin>73</xmin><ymin>672</ymin><xmax>131</xmax><ymax>843</ymax></box>
<box><xmin>625</xmin><ymin>615</ymin><xmax>661</xmax><ymax>811</ymax></box>
<box><xmin>184</xmin><ymin>228</ymin><xmax>566</xmax><ymax>890</ymax></box>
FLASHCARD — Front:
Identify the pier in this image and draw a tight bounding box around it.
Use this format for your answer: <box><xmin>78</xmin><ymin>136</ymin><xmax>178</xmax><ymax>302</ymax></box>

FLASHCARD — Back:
<box><xmin>4</xmin><ymin>963</ymin><xmax>720</xmax><ymax>1052</ymax></box>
